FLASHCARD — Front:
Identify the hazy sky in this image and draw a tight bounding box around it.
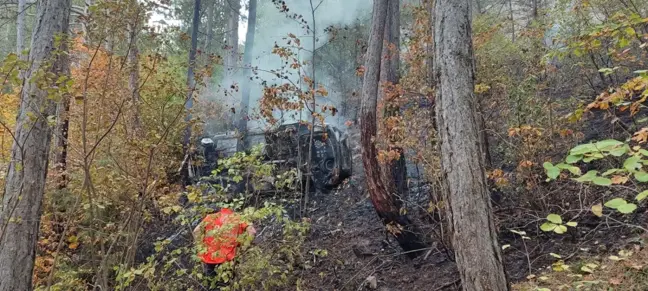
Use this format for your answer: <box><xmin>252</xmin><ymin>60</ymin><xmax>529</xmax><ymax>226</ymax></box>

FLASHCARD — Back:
<box><xmin>148</xmin><ymin>0</ymin><xmax>248</xmax><ymax>45</ymax></box>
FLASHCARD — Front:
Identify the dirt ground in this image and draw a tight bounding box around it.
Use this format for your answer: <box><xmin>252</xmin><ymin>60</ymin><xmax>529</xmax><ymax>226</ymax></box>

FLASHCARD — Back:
<box><xmin>293</xmin><ymin>124</ymin><xmax>647</xmax><ymax>291</ymax></box>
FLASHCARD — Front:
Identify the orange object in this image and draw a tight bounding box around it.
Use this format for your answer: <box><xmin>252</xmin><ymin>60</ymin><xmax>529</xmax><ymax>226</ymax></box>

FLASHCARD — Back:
<box><xmin>197</xmin><ymin>208</ymin><xmax>248</xmax><ymax>264</ymax></box>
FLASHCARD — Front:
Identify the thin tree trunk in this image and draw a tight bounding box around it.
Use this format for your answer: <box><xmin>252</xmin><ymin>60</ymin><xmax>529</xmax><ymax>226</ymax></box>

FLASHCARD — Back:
<box><xmin>225</xmin><ymin>0</ymin><xmax>240</xmax><ymax>78</ymax></box>
<box><xmin>205</xmin><ymin>0</ymin><xmax>215</xmax><ymax>54</ymax></box>
<box><xmin>54</xmin><ymin>95</ymin><xmax>70</xmax><ymax>190</ymax></box>
<box><xmin>82</xmin><ymin>0</ymin><xmax>93</xmax><ymax>44</ymax></box>
<box><xmin>433</xmin><ymin>0</ymin><xmax>509</xmax><ymax>289</ymax></box>
<box><xmin>182</xmin><ymin>0</ymin><xmax>201</xmax><ymax>186</ymax></box>
<box><xmin>361</xmin><ymin>0</ymin><xmax>425</xmax><ymax>258</ymax></box>
<box><xmin>124</xmin><ymin>0</ymin><xmax>142</xmax><ymax>269</ymax></box>
<box><xmin>379</xmin><ymin>0</ymin><xmax>408</xmax><ymax>198</ymax></box>
<box><xmin>16</xmin><ymin>0</ymin><xmax>26</xmax><ymax>57</ymax></box>
<box><xmin>0</xmin><ymin>0</ymin><xmax>71</xmax><ymax>289</ymax></box>
<box><xmin>509</xmin><ymin>0</ymin><xmax>515</xmax><ymax>42</ymax></box>
<box><xmin>302</xmin><ymin>0</ymin><xmax>318</xmax><ymax>215</ymax></box>
<box><xmin>237</xmin><ymin>0</ymin><xmax>257</xmax><ymax>147</ymax></box>
<box><xmin>128</xmin><ymin>0</ymin><xmax>142</xmax><ymax>134</ymax></box>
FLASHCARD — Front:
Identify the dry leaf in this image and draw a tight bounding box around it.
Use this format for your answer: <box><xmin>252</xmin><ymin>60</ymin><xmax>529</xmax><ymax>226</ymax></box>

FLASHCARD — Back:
<box><xmin>609</xmin><ymin>277</ymin><xmax>623</xmax><ymax>285</ymax></box>
<box><xmin>611</xmin><ymin>175</ymin><xmax>629</xmax><ymax>184</ymax></box>
<box><xmin>591</xmin><ymin>203</ymin><xmax>603</xmax><ymax>217</ymax></box>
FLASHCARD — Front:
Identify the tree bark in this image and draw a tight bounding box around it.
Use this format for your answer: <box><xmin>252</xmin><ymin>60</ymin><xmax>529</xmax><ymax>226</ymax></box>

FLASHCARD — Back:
<box><xmin>379</xmin><ymin>0</ymin><xmax>408</xmax><ymax>198</ymax></box>
<box><xmin>128</xmin><ymin>0</ymin><xmax>142</xmax><ymax>134</ymax></box>
<box><xmin>0</xmin><ymin>0</ymin><xmax>71</xmax><ymax>289</ymax></box>
<box><xmin>361</xmin><ymin>0</ymin><xmax>425</xmax><ymax>258</ymax></box>
<box><xmin>205</xmin><ymin>0</ymin><xmax>215</xmax><ymax>54</ymax></box>
<box><xmin>433</xmin><ymin>0</ymin><xmax>509</xmax><ymax>289</ymax></box>
<box><xmin>54</xmin><ymin>93</ymin><xmax>70</xmax><ymax>190</ymax></box>
<box><xmin>16</xmin><ymin>0</ymin><xmax>26</xmax><ymax>57</ymax></box>
<box><xmin>225</xmin><ymin>0</ymin><xmax>240</xmax><ymax>78</ymax></box>
<box><xmin>237</xmin><ymin>0</ymin><xmax>257</xmax><ymax>146</ymax></box>
<box><xmin>182</xmin><ymin>0</ymin><xmax>201</xmax><ymax>187</ymax></box>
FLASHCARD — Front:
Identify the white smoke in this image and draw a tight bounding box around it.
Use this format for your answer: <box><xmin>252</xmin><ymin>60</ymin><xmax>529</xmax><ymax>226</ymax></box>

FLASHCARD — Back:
<box><xmin>239</xmin><ymin>0</ymin><xmax>371</xmax><ymax>133</ymax></box>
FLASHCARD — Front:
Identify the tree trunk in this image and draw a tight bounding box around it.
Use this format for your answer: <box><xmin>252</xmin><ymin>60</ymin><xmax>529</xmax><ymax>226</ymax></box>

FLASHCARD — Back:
<box><xmin>0</xmin><ymin>0</ymin><xmax>71</xmax><ymax>289</ymax></box>
<box><xmin>237</xmin><ymin>0</ymin><xmax>257</xmax><ymax>146</ymax></box>
<box><xmin>509</xmin><ymin>0</ymin><xmax>515</xmax><ymax>42</ymax></box>
<box><xmin>361</xmin><ymin>0</ymin><xmax>426</xmax><ymax>258</ymax></box>
<box><xmin>433</xmin><ymin>0</ymin><xmax>509</xmax><ymax>289</ymax></box>
<box><xmin>16</xmin><ymin>0</ymin><xmax>26</xmax><ymax>57</ymax></box>
<box><xmin>182</xmin><ymin>0</ymin><xmax>201</xmax><ymax>187</ymax></box>
<box><xmin>54</xmin><ymin>94</ymin><xmax>70</xmax><ymax>190</ymax></box>
<box><xmin>128</xmin><ymin>0</ymin><xmax>142</xmax><ymax>134</ymax></box>
<box><xmin>225</xmin><ymin>0</ymin><xmax>240</xmax><ymax>78</ymax></box>
<box><xmin>205</xmin><ymin>0</ymin><xmax>215</xmax><ymax>54</ymax></box>
<box><xmin>379</xmin><ymin>0</ymin><xmax>408</xmax><ymax>199</ymax></box>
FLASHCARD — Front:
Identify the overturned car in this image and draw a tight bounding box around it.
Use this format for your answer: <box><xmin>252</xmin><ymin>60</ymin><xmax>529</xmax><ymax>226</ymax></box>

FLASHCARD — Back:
<box><xmin>188</xmin><ymin>122</ymin><xmax>353</xmax><ymax>193</ymax></box>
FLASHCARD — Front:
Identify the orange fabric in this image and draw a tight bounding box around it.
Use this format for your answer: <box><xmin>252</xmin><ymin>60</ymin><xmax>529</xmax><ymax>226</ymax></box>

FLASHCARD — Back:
<box><xmin>198</xmin><ymin>208</ymin><xmax>248</xmax><ymax>264</ymax></box>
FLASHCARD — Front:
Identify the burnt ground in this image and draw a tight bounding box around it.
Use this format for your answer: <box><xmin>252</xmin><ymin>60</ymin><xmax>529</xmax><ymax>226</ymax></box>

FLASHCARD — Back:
<box><xmin>135</xmin><ymin>109</ymin><xmax>648</xmax><ymax>290</ymax></box>
<box><xmin>293</xmin><ymin>121</ymin><xmax>648</xmax><ymax>291</ymax></box>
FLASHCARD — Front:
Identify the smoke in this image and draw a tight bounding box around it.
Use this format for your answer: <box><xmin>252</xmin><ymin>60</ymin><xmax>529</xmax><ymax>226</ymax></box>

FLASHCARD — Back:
<box><xmin>208</xmin><ymin>0</ymin><xmax>371</xmax><ymax>134</ymax></box>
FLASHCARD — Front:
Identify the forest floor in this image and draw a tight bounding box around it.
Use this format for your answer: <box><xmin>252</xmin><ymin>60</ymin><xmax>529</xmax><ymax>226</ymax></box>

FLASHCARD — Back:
<box><xmin>292</xmin><ymin>124</ymin><xmax>648</xmax><ymax>290</ymax></box>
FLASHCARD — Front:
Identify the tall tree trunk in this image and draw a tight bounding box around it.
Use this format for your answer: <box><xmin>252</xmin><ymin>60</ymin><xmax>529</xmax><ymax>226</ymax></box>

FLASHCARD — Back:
<box><xmin>433</xmin><ymin>0</ymin><xmax>509</xmax><ymax>289</ymax></box>
<box><xmin>0</xmin><ymin>0</ymin><xmax>71</xmax><ymax>289</ymax></box>
<box><xmin>379</xmin><ymin>0</ymin><xmax>408</xmax><ymax>198</ymax></box>
<box><xmin>81</xmin><ymin>0</ymin><xmax>93</xmax><ymax>44</ymax></box>
<box><xmin>225</xmin><ymin>0</ymin><xmax>240</xmax><ymax>78</ymax></box>
<box><xmin>205</xmin><ymin>0</ymin><xmax>215</xmax><ymax>54</ymax></box>
<box><xmin>16</xmin><ymin>0</ymin><xmax>26</xmax><ymax>57</ymax></box>
<box><xmin>182</xmin><ymin>0</ymin><xmax>201</xmax><ymax>187</ymax></box>
<box><xmin>361</xmin><ymin>0</ymin><xmax>426</xmax><ymax>258</ymax></box>
<box><xmin>237</xmin><ymin>0</ymin><xmax>257</xmax><ymax>146</ymax></box>
<box><xmin>128</xmin><ymin>0</ymin><xmax>142</xmax><ymax>134</ymax></box>
<box><xmin>509</xmin><ymin>0</ymin><xmax>515</xmax><ymax>42</ymax></box>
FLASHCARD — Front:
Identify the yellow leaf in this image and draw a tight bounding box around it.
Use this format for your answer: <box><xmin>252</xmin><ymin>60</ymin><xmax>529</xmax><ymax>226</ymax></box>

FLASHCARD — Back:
<box><xmin>68</xmin><ymin>242</ymin><xmax>79</xmax><ymax>250</ymax></box>
<box><xmin>591</xmin><ymin>203</ymin><xmax>603</xmax><ymax>217</ymax></box>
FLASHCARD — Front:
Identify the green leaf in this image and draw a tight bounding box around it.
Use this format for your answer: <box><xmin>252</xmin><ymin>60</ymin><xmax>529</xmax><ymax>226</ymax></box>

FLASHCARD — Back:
<box><xmin>618</xmin><ymin>37</ymin><xmax>630</xmax><ymax>48</ymax></box>
<box><xmin>566</xmin><ymin>221</ymin><xmax>578</xmax><ymax>227</ymax></box>
<box><xmin>602</xmin><ymin>168</ymin><xmax>620</xmax><ymax>176</ymax></box>
<box><xmin>581</xmin><ymin>266</ymin><xmax>594</xmax><ymax>273</ymax></box>
<box><xmin>566</xmin><ymin>154</ymin><xmax>583</xmax><ymax>164</ymax></box>
<box><xmin>592</xmin><ymin>176</ymin><xmax>612</xmax><ymax>186</ymax></box>
<box><xmin>624</xmin><ymin>155</ymin><xmax>642</xmax><ymax>171</ymax></box>
<box><xmin>635</xmin><ymin>171</ymin><xmax>648</xmax><ymax>182</ymax></box>
<box><xmin>540</xmin><ymin>222</ymin><xmax>557</xmax><ymax>232</ymax></box>
<box><xmin>595</xmin><ymin>139</ymin><xmax>623</xmax><ymax>151</ymax></box>
<box><xmin>636</xmin><ymin>190</ymin><xmax>648</xmax><ymax>202</ymax></box>
<box><xmin>617</xmin><ymin>203</ymin><xmax>637</xmax><ymax>214</ymax></box>
<box><xmin>608</xmin><ymin>145</ymin><xmax>628</xmax><ymax>157</ymax></box>
<box><xmin>583</xmin><ymin>152</ymin><xmax>605</xmax><ymax>162</ymax></box>
<box><xmin>604</xmin><ymin>198</ymin><xmax>627</xmax><ymax>209</ymax></box>
<box><xmin>575</xmin><ymin>170</ymin><xmax>598</xmax><ymax>182</ymax></box>
<box><xmin>547</xmin><ymin>213</ymin><xmax>563</xmax><ymax>224</ymax></box>
<box><xmin>554</xmin><ymin>225</ymin><xmax>568</xmax><ymax>234</ymax></box>
<box><xmin>570</xmin><ymin>143</ymin><xmax>597</xmax><ymax>155</ymax></box>
<box><xmin>543</xmin><ymin>162</ymin><xmax>561</xmax><ymax>180</ymax></box>
<box><xmin>550</xmin><ymin>253</ymin><xmax>562</xmax><ymax>258</ymax></box>
<box><xmin>557</xmin><ymin>163</ymin><xmax>581</xmax><ymax>175</ymax></box>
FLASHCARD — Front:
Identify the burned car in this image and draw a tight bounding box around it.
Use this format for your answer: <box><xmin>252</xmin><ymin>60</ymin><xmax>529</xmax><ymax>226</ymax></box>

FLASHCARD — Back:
<box><xmin>264</xmin><ymin>123</ymin><xmax>352</xmax><ymax>191</ymax></box>
<box><xmin>188</xmin><ymin>122</ymin><xmax>352</xmax><ymax>193</ymax></box>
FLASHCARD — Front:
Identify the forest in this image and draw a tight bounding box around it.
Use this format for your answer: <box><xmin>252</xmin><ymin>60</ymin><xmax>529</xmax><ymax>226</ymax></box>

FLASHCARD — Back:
<box><xmin>0</xmin><ymin>0</ymin><xmax>648</xmax><ymax>290</ymax></box>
